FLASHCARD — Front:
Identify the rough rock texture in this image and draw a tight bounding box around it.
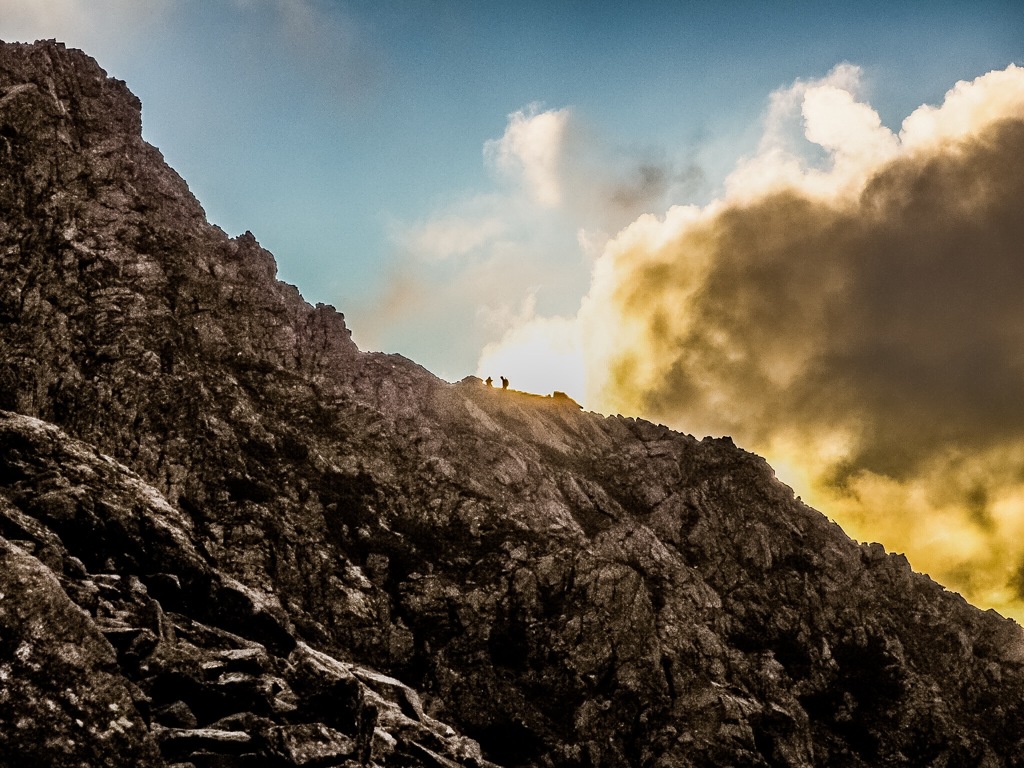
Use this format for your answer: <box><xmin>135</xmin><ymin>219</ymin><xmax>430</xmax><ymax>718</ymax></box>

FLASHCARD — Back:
<box><xmin>0</xmin><ymin>533</ymin><xmax>164</xmax><ymax>767</ymax></box>
<box><xmin>1</xmin><ymin>39</ymin><xmax>1024</xmax><ymax>768</ymax></box>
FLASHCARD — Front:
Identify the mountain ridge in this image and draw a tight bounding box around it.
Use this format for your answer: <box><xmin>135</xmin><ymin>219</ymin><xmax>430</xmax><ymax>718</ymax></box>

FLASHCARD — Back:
<box><xmin>1</xmin><ymin>39</ymin><xmax>1023</xmax><ymax>768</ymax></box>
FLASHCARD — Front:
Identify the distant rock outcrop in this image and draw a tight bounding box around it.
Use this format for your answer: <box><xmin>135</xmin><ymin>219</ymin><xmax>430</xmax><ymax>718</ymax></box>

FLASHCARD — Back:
<box><xmin>1</xmin><ymin>39</ymin><xmax>1023</xmax><ymax>768</ymax></box>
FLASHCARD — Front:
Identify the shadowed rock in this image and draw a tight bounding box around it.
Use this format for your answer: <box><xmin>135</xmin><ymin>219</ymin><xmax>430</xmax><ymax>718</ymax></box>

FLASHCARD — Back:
<box><xmin>0</xmin><ymin>536</ymin><xmax>164</xmax><ymax>767</ymax></box>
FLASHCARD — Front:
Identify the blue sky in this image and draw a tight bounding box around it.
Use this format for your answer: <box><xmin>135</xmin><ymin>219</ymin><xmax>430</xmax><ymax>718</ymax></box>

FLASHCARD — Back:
<box><xmin>1</xmin><ymin>1</ymin><xmax>1022</xmax><ymax>380</ymax></box>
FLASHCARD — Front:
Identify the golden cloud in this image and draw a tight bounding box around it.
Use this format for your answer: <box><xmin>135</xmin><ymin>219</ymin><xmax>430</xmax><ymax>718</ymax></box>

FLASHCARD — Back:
<box><xmin>581</xmin><ymin>65</ymin><xmax>1024</xmax><ymax>619</ymax></box>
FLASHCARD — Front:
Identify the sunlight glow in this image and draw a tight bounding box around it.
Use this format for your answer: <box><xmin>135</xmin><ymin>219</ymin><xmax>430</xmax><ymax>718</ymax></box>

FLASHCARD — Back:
<box><xmin>476</xmin><ymin>313</ymin><xmax>585</xmax><ymax>403</ymax></box>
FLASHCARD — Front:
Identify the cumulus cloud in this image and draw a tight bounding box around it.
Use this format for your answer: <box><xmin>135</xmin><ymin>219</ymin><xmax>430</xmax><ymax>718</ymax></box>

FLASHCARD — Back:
<box><xmin>485</xmin><ymin>104</ymin><xmax>570</xmax><ymax>208</ymax></box>
<box><xmin>726</xmin><ymin>64</ymin><xmax>900</xmax><ymax>200</ymax></box>
<box><xmin>579</xmin><ymin>64</ymin><xmax>1024</xmax><ymax>618</ymax></box>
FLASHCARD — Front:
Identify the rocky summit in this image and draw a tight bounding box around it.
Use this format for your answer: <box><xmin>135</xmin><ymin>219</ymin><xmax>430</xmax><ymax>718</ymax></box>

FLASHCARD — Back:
<box><xmin>0</xmin><ymin>39</ymin><xmax>1022</xmax><ymax>768</ymax></box>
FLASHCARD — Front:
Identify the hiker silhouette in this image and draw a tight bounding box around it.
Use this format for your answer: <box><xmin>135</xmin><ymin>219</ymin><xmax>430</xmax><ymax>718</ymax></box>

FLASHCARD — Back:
<box><xmin>500</xmin><ymin>376</ymin><xmax>509</xmax><ymax>390</ymax></box>
<box><xmin>485</xmin><ymin>376</ymin><xmax>493</xmax><ymax>387</ymax></box>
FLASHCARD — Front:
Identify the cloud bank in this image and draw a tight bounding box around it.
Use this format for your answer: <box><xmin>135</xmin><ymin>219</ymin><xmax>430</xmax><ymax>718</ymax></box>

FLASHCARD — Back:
<box><xmin>577</xmin><ymin>64</ymin><xmax>1024</xmax><ymax>618</ymax></box>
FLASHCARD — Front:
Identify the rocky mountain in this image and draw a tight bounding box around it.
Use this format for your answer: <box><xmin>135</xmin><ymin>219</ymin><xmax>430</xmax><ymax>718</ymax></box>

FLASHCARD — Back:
<box><xmin>1</xmin><ymin>39</ymin><xmax>1023</xmax><ymax>768</ymax></box>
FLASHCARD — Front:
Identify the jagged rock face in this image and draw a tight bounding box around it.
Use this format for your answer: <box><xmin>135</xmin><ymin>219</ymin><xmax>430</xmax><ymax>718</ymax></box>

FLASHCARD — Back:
<box><xmin>0</xmin><ymin>533</ymin><xmax>165</xmax><ymax>767</ymax></box>
<box><xmin>2</xmin><ymin>39</ymin><xmax>1024</xmax><ymax>768</ymax></box>
<box><xmin>0</xmin><ymin>411</ymin><xmax>489</xmax><ymax>768</ymax></box>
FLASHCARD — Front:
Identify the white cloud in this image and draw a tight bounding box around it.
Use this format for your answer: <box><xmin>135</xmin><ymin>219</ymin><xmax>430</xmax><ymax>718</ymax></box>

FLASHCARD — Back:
<box><xmin>802</xmin><ymin>85</ymin><xmax>899</xmax><ymax>169</ymax></box>
<box><xmin>484</xmin><ymin>104</ymin><xmax>569</xmax><ymax>207</ymax></box>
<box><xmin>476</xmin><ymin>294</ymin><xmax>585</xmax><ymax>402</ymax></box>
<box><xmin>900</xmin><ymin>64</ymin><xmax>1024</xmax><ymax>150</ymax></box>
<box><xmin>725</xmin><ymin>63</ymin><xmax>900</xmax><ymax>199</ymax></box>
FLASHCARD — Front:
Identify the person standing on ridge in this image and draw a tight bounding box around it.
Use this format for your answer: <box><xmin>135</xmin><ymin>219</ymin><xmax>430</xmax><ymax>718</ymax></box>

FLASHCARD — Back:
<box><xmin>485</xmin><ymin>376</ymin><xmax>493</xmax><ymax>387</ymax></box>
<box><xmin>501</xmin><ymin>376</ymin><xmax>509</xmax><ymax>390</ymax></box>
